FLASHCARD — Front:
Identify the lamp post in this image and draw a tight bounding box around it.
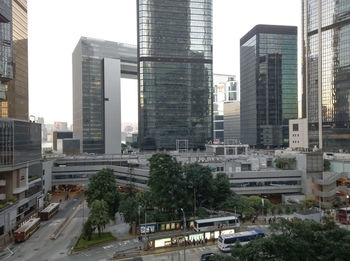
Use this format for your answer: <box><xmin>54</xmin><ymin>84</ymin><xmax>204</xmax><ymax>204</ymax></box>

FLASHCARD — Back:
<box><xmin>180</xmin><ymin>208</ymin><xmax>186</xmax><ymax>261</ymax></box>
<box><xmin>180</xmin><ymin>208</ymin><xmax>186</xmax><ymax>230</ymax></box>
<box><xmin>347</xmin><ymin>195</ymin><xmax>349</xmax><ymax>231</ymax></box>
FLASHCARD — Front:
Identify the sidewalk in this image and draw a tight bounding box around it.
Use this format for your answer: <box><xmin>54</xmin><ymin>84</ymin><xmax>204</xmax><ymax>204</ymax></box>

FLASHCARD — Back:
<box><xmin>113</xmin><ymin>238</ymin><xmax>217</xmax><ymax>260</ymax></box>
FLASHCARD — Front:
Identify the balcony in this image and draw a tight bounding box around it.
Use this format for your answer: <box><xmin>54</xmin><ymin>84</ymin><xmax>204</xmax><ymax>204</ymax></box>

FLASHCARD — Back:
<box><xmin>232</xmin><ymin>185</ymin><xmax>302</xmax><ymax>195</ymax></box>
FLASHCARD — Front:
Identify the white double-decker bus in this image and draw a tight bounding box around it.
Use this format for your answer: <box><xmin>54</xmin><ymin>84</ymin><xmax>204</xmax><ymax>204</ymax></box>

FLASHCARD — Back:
<box><xmin>218</xmin><ymin>230</ymin><xmax>265</xmax><ymax>252</ymax></box>
<box><xmin>193</xmin><ymin>216</ymin><xmax>239</xmax><ymax>232</ymax></box>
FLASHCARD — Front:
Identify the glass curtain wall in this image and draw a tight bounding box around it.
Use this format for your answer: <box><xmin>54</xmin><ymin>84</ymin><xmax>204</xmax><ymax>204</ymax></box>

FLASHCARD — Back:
<box><xmin>7</xmin><ymin>0</ymin><xmax>28</xmax><ymax>120</ymax></box>
<box><xmin>138</xmin><ymin>0</ymin><xmax>213</xmax><ymax>150</ymax></box>
<box><xmin>303</xmin><ymin>0</ymin><xmax>350</xmax><ymax>151</ymax></box>
<box><xmin>240</xmin><ymin>25</ymin><xmax>297</xmax><ymax>147</ymax></box>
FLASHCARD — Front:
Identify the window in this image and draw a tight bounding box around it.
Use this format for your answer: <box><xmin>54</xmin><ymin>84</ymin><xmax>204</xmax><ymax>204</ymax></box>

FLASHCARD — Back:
<box><xmin>293</xmin><ymin>124</ymin><xmax>299</xmax><ymax>131</ymax></box>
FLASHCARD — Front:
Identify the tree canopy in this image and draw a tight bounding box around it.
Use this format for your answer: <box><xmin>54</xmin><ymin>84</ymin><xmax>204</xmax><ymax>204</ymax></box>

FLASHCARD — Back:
<box><xmin>89</xmin><ymin>199</ymin><xmax>110</xmax><ymax>236</ymax></box>
<box><xmin>215</xmin><ymin>218</ymin><xmax>350</xmax><ymax>261</ymax></box>
<box><xmin>84</xmin><ymin>168</ymin><xmax>120</xmax><ymax>218</ymax></box>
<box><xmin>184</xmin><ymin>163</ymin><xmax>215</xmax><ymax>211</ymax></box>
<box><xmin>213</xmin><ymin>173</ymin><xmax>232</xmax><ymax>203</ymax></box>
<box><xmin>148</xmin><ymin>153</ymin><xmax>187</xmax><ymax>213</ymax></box>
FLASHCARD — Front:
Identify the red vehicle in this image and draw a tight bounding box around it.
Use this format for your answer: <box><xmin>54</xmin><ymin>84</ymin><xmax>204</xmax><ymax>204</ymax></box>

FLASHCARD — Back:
<box><xmin>14</xmin><ymin>218</ymin><xmax>40</xmax><ymax>242</ymax></box>
<box><xmin>40</xmin><ymin>203</ymin><xmax>59</xmax><ymax>220</ymax></box>
<box><xmin>338</xmin><ymin>207</ymin><xmax>350</xmax><ymax>224</ymax></box>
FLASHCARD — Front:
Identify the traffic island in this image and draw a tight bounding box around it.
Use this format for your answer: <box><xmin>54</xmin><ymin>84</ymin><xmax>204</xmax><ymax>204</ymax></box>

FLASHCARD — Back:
<box><xmin>72</xmin><ymin>232</ymin><xmax>117</xmax><ymax>252</ymax></box>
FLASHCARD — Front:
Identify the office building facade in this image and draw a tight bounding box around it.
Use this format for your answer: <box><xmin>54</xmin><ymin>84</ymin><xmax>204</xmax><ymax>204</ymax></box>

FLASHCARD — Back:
<box><xmin>53</xmin><ymin>131</ymin><xmax>73</xmax><ymax>151</ymax></box>
<box><xmin>224</xmin><ymin>101</ymin><xmax>240</xmax><ymax>142</ymax></box>
<box><xmin>0</xmin><ymin>0</ymin><xmax>12</xmax><ymax>105</ymax></box>
<box><xmin>302</xmin><ymin>0</ymin><xmax>350</xmax><ymax>152</ymax></box>
<box><xmin>240</xmin><ymin>25</ymin><xmax>298</xmax><ymax>148</ymax></box>
<box><xmin>0</xmin><ymin>0</ymin><xmax>42</xmax><ymax>246</ymax></box>
<box><xmin>213</xmin><ymin>74</ymin><xmax>238</xmax><ymax>142</ymax></box>
<box><xmin>137</xmin><ymin>0</ymin><xmax>213</xmax><ymax>150</ymax></box>
<box><xmin>73</xmin><ymin>37</ymin><xmax>137</xmax><ymax>154</ymax></box>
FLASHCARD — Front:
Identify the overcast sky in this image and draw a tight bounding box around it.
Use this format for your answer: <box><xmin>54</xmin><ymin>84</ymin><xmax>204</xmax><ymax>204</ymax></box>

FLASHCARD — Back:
<box><xmin>28</xmin><ymin>0</ymin><xmax>301</xmax><ymax>125</ymax></box>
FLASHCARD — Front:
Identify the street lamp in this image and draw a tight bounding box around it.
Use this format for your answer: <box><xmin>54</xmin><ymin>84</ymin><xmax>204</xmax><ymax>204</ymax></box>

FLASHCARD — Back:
<box><xmin>180</xmin><ymin>208</ymin><xmax>186</xmax><ymax>261</ymax></box>
<box><xmin>180</xmin><ymin>208</ymin><xmax>186</xmax><ymax>230</ymax></box>
<box><xmin>347</xmin><ymin>195</ymin><xmax>349</xmax><ymax>231</ymax></box>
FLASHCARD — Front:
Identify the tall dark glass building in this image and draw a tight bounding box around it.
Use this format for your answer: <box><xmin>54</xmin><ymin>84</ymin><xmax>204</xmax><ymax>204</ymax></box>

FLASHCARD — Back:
<box><xmin>7</xmin><ymin>0</ymin><xmax>29</xmax><ymax>120</ymax></box>
<box><xmin>0</xmin><ymin>0</ymin><xmax>13</xmax><ymax>103</ymax></box>
<box><xmin>240</xmin><ymin>25</ymin><xmax>298</xmax><ymax>148</ymax></box>
<box><xmin>302</xmin><ymin>0</ymin><xmax>350</xmax><ymax>152</ymax></box>
<box><xmin>137</xmin><ymin>0</ymin><xmax>213</xmax><ymax>150</ymax></box>
<box><xmin>73</xmin><ymin>37</ymin><xmax>137</xmax><ymax>154</ymax></box>
<box><xmin>0</xmin><ymin>0</ymin><xmax>42</xmax><ymax>243</ymax></box>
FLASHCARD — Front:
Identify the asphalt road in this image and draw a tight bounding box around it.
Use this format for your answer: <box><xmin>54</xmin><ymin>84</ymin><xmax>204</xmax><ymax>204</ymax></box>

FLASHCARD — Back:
<box><xmin>3</xmin><ymin>197</ymin><xmax>84</xmax><ymax>261</ymax></box>
<box><xmin>1</xmin><ymin>206</ymin><xmax>274</xmax><ymax>261</ymax></box>
<box><xmin>141</xmin><ymin>245</ymin><xmax>222</xmax><ymax>261</ymax></box>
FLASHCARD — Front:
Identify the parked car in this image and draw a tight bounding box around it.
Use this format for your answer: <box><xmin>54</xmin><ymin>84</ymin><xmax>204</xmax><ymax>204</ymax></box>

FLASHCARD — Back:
<box><xmin>201</xmin><ymin>253</ymin><xmax>216</xmax><ymax>261</ymax></box>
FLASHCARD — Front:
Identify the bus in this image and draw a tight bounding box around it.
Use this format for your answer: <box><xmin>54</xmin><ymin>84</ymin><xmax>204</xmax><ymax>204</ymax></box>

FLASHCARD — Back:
<box><xmin>40</xmin><ymin>203</ymin><xmax>60</xmax><ymax>220</ymax></box>
<box><xmin>14</xmin><ymin>218</ymin><xmax>40</xmax><ymax>242</ymax></box>
<box><xmin>338</xmin><ymin>207</ymin><xmax>350</xmax><ymax>224</ymax></box>
<box><xmin>194</xmin><ymin>216</ymin><xmax>239</xmax><ymax>232</ymax></box>
<box><xmin>218</xmin><ymin>230</ymin><xmax>265</xmax><ymax>252</ymax></box>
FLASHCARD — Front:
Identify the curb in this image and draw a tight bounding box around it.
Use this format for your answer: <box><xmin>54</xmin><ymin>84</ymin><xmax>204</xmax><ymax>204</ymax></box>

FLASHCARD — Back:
<box><xmin>50</xmin><ymin>201</ymin><xmax>82</xmax><ymax>240</ymax></box>
<box><xmin>69</xmin><ymin>238</ymin><xmax>117</xmax><ymax>254</ymax></box>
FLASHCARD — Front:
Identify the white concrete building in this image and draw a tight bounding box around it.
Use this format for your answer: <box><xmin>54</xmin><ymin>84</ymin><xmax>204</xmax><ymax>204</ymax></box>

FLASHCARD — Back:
<box><xmin>289</xmin><ymin>118</ymin><xmax>308</xmax><ymax>150</ymax></box>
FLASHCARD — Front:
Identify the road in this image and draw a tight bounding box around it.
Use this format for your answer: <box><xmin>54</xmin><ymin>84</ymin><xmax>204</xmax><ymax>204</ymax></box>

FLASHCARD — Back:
<box><xmin>1</xmin><ymin>208</ymin><xmax>272</xmax><ymax>261</ymax></box>
<box><xmin>3</xmin><ymin>197</ymin><xmax>86</xmax><ymax>261</ymax></box>
<box><xmin>141</xmin><ymin>245</ymin><xmax>223</xmax><ymax>261</ymax></box>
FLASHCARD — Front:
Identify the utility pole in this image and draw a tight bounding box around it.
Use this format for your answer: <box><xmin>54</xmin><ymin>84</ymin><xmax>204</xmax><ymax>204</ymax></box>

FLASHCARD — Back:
<box><xmin>180</xmin><ymin>208</ymin><xmax>186</xmax><ymax>261</ymax></box>
<box><xmin>193</xmin><ymin>187</ymin><xmax>196</xmax><ymax>215</ymax></box>
<box><xmin>138</xmin><ymin>205</ymin><xmax>141</xmax><ymax>228</ymax></box>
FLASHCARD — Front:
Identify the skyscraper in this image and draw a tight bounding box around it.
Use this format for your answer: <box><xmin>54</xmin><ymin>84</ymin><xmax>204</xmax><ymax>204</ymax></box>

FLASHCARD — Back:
<box><xmin>302</xmin><ymin>0</ymin><xmax>350</xmax><ymax>152</ymax></box>
<box><xmin>0</xmin><ymin>0</ymin><xmax>12</xmax><ymax>109</ymax></box>
<box><xmin>240</xmin><ymin>25</ymin><xmax>298</xmax><ymax>148</ymax></box>
<box><xmin>0</xmin><ymin>0</ymin><xmax>42</xmax><ymax>245</ymax></box>
<box><xmin>213</xmin><ymin>74</ymin><xmax>239</xmax><ymax>142</ymax></box>
<box><xmin>72</xmin><ymin>37</ymin><xmax>137</xmax><ymax>154</ymax></box>
<box><xmin>137</xmin><ymin>0</ymin><xmax>213</xmax><ymax>150</ymax></box>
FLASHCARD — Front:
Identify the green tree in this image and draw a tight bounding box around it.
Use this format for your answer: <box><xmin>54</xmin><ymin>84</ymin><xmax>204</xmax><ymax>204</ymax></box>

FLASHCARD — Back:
<box><xmin>82</xmin><ymin>218</ymin><xmax>94</xmax><ymax>241</ymax></box>
<box><xmin>270</xmin><ymin>205</ymin><xmax>276</xmax><ymax>215</ymax></box>
<box><xmin>224</xmin><ymin>218</ymin><xmax>350</xmax><ymax>261</ymax></box>
<box><xmin>274</xmin><ymin>158</ymin><xmax>296</xmax><ymax>170</ymax></box>
<box><xmin>219</xmin><ymin>193</ymin><xmax>246</xmax><ymax>214</ymax></box>
<box><xmin>85</xmin><ymin>168</ymin><xmax>120</xmax><ymax>219</ymax></box>
<box><xmin>89</xmin><ymin>200</ymin><xmax>110</xmax><ymax>236</ymax></box>
<box><xmin>291</xmin><ymin>205</ymin><xmax>297</xmax><ymax>213</ymax></box>
<box><xmin>213</xmin><ymin>173</ymin><xmax>232</xmax><ymax>205</ymax></box>
<box><xmin>277</xmin><ymin>205</ymin><xmax>283</xmax><ymax>215</ymax></box>
<box><xmin>184</xmin><ymin>163</ymin><xmax>215</xmax><ymax>211</ymax></box>
<box><xmin>136</xmin><ymin>191</ymin><xmax>154</xmax><ymax>209</ymax></box>
<box><xmin>148</xmin><ymin>153</ymin><xmax>187</xmax><ymax>213</ymax></box>
<box><xmin>119</xmin><ymin>196</ymin><xmax>139</xmax><ymax>224</ymax></box>
<box><xmin>285</xmin><ymin>205</ymin><xmax>291</xmax><ymax>214</ymax></box>
<box><xmin>244</xmin><ymin>196</ymin><xmax>271</xmax><ymax>217</ymax></box>
<box><xmin>301</xmin><ymin>198</ymin><xmax>319</xmax><ymax>209</ymax></box>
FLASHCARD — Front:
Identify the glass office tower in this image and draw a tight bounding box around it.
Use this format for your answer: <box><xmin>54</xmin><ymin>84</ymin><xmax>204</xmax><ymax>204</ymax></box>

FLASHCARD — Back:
<box><xmin>240</xmin><ymin>25</ymin><xmax>298</xmax><ymax>148</ymax></box>
<box><xmin>0</xmin><ymin>0</ymin><xmax>12</xmax><ymax>107</ymax></box>
<box><xmin>73</xmin><ymin>37</ymin><xmax>137</xmax><ymax>154</ymax></box>
<box><xmin>302</xmin><ymin>0</ymin><xmax>350</xmax><ymax>152</ymax></box>
<box><xmin>138</xmin><ymin>0</ymin><xmax>213</xmax><ymax>150</ymax></box>
<box><xmin>7</xmin><ymin>0</ymin><xmax>29</xmax><ymax>120</ymax></box>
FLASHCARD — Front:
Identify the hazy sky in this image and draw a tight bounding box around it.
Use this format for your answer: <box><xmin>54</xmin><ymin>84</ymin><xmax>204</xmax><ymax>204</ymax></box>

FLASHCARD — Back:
<box><xmin>28</xmin><ymin>0</ymin><xmax>301</xmax><ymax>125</ymax></box>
